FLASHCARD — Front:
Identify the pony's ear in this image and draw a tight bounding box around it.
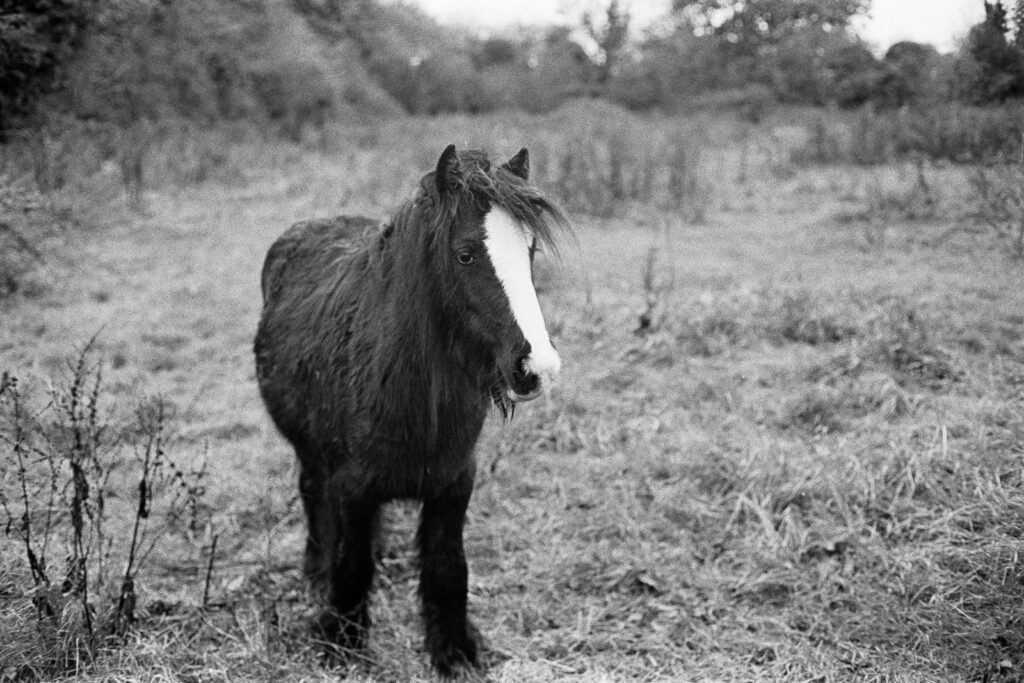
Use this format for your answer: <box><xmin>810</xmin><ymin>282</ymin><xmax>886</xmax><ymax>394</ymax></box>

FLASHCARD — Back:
<box><xmin>502</xmin><ymin>148</ymin><xmax>530</xmax><ymax>180</ymax></box>
<box><xmin>435</xmin><ymin>144</ymin><xmax>461</xmax><ymax>195</ymax></box>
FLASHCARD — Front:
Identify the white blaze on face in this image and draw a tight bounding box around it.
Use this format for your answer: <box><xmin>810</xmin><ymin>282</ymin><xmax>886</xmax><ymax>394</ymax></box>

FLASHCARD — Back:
<box><xmin>482</xmin><ymin>207</ymin><xmax>561</xmax><ymax>395</ymax></box>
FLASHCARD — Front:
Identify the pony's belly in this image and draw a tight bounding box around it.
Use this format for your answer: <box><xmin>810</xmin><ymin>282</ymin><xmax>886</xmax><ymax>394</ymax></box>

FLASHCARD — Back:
<box><xmin>325</xmin><ymin>442</ymin><xmax>476</xmax><ymax>502</ymax></box>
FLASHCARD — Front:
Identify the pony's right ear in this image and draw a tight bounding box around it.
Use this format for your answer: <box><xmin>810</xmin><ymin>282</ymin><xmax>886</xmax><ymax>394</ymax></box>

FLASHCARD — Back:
<box><xmin>435</xmin><ymin>144</ymin><xmax>461</xmax><ymax>195</ymax></box>
<box><xmin>502</xmin><ymin>148</ymin><xmax>530</xmax><ymax>181</ymax></box>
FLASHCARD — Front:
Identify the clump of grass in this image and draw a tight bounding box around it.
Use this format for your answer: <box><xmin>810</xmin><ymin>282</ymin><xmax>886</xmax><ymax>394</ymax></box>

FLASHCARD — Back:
<box><xmin>778</xmin><ymin>385</ymin><xmax>848</xmax><ymax>435</ymax></box>
<box><xmin>846</xmin><ymin>370</ymin><xmax>913</xmax><ymax>419</ymax></box>
<box><xmin>634</xmin><ymin>241</ymin><xmax>676</xmax><ymax>337</ymax></box>
<box><xmin>966</xmin><ymin>163</ymin><xmax>1024</xmax><ymax>259</ymax></box>
<box><xmin>770</xmin><ymin>292</ymin><xmax>859</xmax><ymax>346</ymax></box>
<box><xmin>0</xmin><ymin>343</ymin><xmax>206</xmax><ymax>680</ymax></box>
<box><xmin>665</xmin><ymin>306</ymin><xmax>746</xmax><ymax>360</ymax></box>
<box><xmin>863</xmin><ymin>159</ymin><xmax>938</xmax><ymax>222</ymax></box>
<box><xmin>864</xmin><ymin>299</ymin><xmax>961</xmax><ymax>388</ymax></box>
<box><xmin>117</xmin><ymin>123</ymin><xmax>149</xmax><ymax>214</ymax></box>
<box><xmin>662</xmin><ymin>136</ymin><xmax>709</xmax><ymax>224</ymax></box>
<box><xmin>0</xmin><ymin>179</ymin><xmax>71</xmax><ymax>298</ymax></box>
<box><xmin>807</xmin><ymin>299</ymin><xmax>960</xmax><ymax>391</ymax></box>
<box><xmin>778</xmin><ymin>370</ymin><xmax>913</xmax><ymax>436</ymax></box>
<box><xmin>147</xmin><ymin>121</ymin><xmax>251</xmax><ymax>189</ymax></box>
<box><xmin>627</xmin><ymin>288</ymin><xmax>862</xmax><ymax>366</ymax></box>
<box><xmin>790</xmin><ymin>111</ymin><xmax>850</xmax><ymax>166</ymax></box>
<box><xmin>832</xmin><ymin>160</ymin><xmax>940</xmax><ymax>249</ymax></box>
<box><xmin>22</xmin><ymin>121</ymin><xmax>79</xmax><ymax>194</ymax></box>
<box><xmin>553</xmin><ymin>133</ymin><xmax>618</xmax><ymax>218</ymax></box>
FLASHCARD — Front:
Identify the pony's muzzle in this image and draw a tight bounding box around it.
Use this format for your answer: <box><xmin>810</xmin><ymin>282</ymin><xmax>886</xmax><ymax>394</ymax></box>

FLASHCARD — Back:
<box><xmin>507</xmin><ymin>351</ymin><xmax>560</xmax><ymax>403</ymax></box>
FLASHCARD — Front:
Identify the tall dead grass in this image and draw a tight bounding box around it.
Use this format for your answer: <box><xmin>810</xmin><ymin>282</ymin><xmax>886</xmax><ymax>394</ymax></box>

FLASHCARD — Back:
<box><xmin>0</xmin><ymin>343</ymin><xmax>208</xmax><ymax>681</ymax></box>
<box><xmin>967</xmin><ymin>162</ymin><xmax>1024</xmax><ymax>258</ymax></box>
<box><xmin>791</xmin><ymin>103</ymin><xmax>1024</xmax><ymax>166</ymax></box>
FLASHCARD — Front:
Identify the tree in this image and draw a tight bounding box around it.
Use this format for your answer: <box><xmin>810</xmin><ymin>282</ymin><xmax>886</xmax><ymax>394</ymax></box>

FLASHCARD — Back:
<box><xmin>878</xmin><ymin>41</ymin><xmax>943</xmax><ymax>106</ymax></box>
<box><xmin>961</xmin><ymin>0</ymin><xmax>1024</xmax><ymax>102</ymax></box>
<box><xmin>827</xmin><ymin>41</ymin><xmax>883</xmax><ymax>107</ymax></box>
<box><xmin>0</xmin><ymin>0</ymin><xmax>92</xmax><ymax>130</ymax></box>
<box><xmin>290</xmin><ymin>0</ymin><xmax>374</xmax><ymax>53</ymax></box>
<box><xmin>662</xmin><ymin>0</ymin><xmax>870</xmax><ymax>103</ymax></box>
<box><xmin>607</xmin><ymin>29</ymin><xmax>723</xmax><ymax>109</ymax></box>
<box><xmin>985</xmin><ymin>0</ymin><xmax>1010</xmax><ymax>35</ymax></box>
<box><xmin>471</xmin><ymin>36</ymin><xmax>519</xmax><ymax>69</ymax></box>
<box><xmin>581</xmin><ymin>0</ymin><xmax>631</xmax><ymax>86</ymax></box>
<box><xmin>1013</xmin><ymin>0</ymin><xmax>1024</xmax><ymax>47</ymax></box>
<box><xmin>671</xmin><ymin>0</ymin><xmax>869</xmax><ymax>55</ymax></box>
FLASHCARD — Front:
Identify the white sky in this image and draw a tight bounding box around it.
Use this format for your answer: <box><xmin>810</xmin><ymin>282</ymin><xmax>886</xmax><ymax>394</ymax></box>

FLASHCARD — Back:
<box><xmin>407</xmin><ymin>0</ymin><xmax>987</xmax><ymax>53</ymax></box>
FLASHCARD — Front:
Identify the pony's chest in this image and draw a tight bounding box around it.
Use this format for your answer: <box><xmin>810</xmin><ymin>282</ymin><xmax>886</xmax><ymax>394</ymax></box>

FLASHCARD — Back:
<box><xmin>353</xmin><ymin>405</ymin><xmax>487</xmax><ymax>498</ymax></box>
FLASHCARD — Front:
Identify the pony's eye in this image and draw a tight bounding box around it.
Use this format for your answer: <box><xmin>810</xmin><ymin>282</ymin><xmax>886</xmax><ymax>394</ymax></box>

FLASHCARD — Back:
<box><xmin>457</xmin><ymin>252</ymin><xmax>474</xmax><ymax>265</ymax></box>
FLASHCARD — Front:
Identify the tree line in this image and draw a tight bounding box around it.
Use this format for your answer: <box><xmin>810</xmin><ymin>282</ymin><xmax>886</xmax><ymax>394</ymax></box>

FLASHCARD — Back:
<box><xmin>2</xmin><ymin>0</ymin><xmax>1024</xmax><ymax>134</ymax></box>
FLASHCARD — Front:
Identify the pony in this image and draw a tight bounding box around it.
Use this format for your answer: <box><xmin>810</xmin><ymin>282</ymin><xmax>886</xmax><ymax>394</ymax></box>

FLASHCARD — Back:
<box><xmin>253</xmin><ymin>145</ymin><xmax>568</xmax><ymax>675</ymax></box>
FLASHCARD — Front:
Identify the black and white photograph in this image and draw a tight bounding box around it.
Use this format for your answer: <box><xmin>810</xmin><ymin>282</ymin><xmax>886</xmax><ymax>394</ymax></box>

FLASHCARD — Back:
<box><xmin>2</xmin><ymin>0</ymin><xmax>1022</xmax><ymax>680</ymax></box>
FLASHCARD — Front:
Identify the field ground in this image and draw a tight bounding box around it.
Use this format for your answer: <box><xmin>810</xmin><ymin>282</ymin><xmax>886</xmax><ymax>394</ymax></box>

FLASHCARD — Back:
<box><xmin>2</xmin><ymin>107</ymin><xmax>1024</xmax><ymax>681</ymax></box>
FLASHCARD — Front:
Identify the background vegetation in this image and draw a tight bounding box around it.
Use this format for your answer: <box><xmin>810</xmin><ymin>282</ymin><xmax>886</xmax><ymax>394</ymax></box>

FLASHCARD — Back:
<box><xmin>3</xmin><ymin>1</ymin><xmax>1024</xmax><ymax>681</ymax></box>
<box><xmin>5</xmin><ymin>0</ymin><xmax>1024</xmax><ymax>128</ymax></box>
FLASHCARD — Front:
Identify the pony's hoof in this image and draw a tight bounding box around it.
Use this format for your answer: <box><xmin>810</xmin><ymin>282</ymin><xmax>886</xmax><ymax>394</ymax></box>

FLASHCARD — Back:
<box><xmin>427</xmin><ymin>628</ymin><xmax>480</xmax><ymax>678</ymax></box>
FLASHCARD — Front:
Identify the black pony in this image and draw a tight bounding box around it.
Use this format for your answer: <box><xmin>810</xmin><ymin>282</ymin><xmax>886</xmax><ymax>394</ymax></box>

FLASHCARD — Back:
<box><xmin>254</xmin><ymin>145</ymin><xmax>567</xmax><ymax>674</ymax></box>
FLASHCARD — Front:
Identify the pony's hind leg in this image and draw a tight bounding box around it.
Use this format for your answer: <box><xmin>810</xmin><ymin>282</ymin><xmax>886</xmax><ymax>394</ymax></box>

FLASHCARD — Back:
<box><xmin>319</xmin><ymin>491</ymin><xmax>380</xmax><ymax>655</ymax></box>
<box><xmin>418</xmin><ymin>470</ymin><xmax>479</xmax><ymax>676</ymax></box>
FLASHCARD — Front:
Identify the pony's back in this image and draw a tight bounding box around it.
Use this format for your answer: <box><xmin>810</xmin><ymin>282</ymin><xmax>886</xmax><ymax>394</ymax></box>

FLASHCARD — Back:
<box><xmin>259</xmin><ymin>215</ymin><xmax>378</xmax><ymax>303</ymax></box>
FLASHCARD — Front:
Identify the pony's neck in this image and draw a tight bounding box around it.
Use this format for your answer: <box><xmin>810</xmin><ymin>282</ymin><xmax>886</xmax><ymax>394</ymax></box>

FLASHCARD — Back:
<box><xmin>368</xmin><ymin>217</ymin><xmax>489</xmax><ymax>395</ymax></box>
<box><xmin>365</xmin><ymin>268</ymin><xmax>488</xmax><ymax>447</ymax></box>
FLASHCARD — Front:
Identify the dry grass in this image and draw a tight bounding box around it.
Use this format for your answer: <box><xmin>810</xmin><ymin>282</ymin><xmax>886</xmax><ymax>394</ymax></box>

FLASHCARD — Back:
<box><xmin>2</xmin><ymin>104</ymin><xmax>1024</xmax><ymax>681</ymax></box>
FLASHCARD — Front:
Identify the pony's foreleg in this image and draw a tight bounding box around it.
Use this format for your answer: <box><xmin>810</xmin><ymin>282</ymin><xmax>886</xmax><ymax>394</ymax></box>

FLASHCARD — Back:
<box><xmin>298</xmin><ymin>462</ymin><xmax>327</xmax><ymax>586</ymax></box>
<box><xmin>320</xmin><ymin>490</ymin><xmax>379</xmax><ymax>653</ymax></box>
<box><xmin>418</xmin><ymin>469</ymin><xmax>479</xmax><ymax>676</ymax></box>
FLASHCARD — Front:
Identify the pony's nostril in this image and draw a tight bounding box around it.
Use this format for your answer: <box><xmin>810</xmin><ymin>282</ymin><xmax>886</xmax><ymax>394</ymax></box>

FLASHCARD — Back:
<box><xmin>511</xmin><ymin>356</ymin><xmax>540</xmax><ymax>395</ymax></box>
<box><xmin>519</xmin><ymin>371</ymin><xmax>540</xmax><ymax>394</ymax></box>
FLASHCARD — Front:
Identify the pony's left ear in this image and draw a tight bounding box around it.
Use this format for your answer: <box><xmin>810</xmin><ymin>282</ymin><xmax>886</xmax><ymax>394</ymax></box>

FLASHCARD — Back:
<box><xmin>436</xmin><ymin>144</ymin><xmax>461</xmax><ymax>195</ymax></box>
<box><xmin>502</xmin><ymin>148</ymin><xmax>530</xmax><ymax>181</ymax></box>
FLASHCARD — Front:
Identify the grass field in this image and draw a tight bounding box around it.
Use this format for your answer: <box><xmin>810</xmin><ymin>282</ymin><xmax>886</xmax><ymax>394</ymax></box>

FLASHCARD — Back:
<box><xmin>2</xmin><ymin>105</ymin><xmax>1024</xmax><ymax>682</ymax></box>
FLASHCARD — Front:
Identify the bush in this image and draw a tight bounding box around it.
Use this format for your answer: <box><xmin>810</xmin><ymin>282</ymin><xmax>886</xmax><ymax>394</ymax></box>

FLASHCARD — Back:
<box><xmin>792</xmin><ymin>104</ymin><xmax>1024</xmax><ymax>166</ymax></box>
<box><xmin>895</xmin><ymin>104</ymin><xmax>1024</xmax><ymax>162</ymax></box>
<box><xmin>541</xmin><ymin>103</ymin><xmax>709</xmax><ymax>219</ymax></box>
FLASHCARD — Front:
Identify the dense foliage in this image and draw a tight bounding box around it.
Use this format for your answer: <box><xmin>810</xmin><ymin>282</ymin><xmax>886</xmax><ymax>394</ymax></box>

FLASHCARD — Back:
<box><xmin>2</xmin><ymin>0</ymin><xmax>1024</xmax><ymax>130</ymax></box>
<box><xmin>0</xmin><ymin>0</ymin><xmax>91</xmax><ymax>133</ymax></box>
<box><xmin>0</xmin><ymin>0</ymin><xmax>397</xmax><ymax>135</ymax></box>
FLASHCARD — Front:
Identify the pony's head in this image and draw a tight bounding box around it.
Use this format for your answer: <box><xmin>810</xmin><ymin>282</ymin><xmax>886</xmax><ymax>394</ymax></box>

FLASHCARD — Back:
<box><xmin>418</xmin><ymin>145</ymin><xmax>568</xmax><ymax>408</ymax></box>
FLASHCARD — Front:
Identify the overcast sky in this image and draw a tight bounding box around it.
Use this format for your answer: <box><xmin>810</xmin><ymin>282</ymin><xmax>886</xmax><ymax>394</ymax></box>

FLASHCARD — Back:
<box><xmin>407</xmin><ymin>0</ymin><xmax>986</xmax><ymax>53</ymax></box>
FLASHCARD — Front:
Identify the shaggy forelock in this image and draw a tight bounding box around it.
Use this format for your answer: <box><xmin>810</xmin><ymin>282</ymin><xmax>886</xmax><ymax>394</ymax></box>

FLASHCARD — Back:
<box><xmin>414</xmin><ymin>148</ymin><xmax>568</xmax><ymax>254</ymax></box>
